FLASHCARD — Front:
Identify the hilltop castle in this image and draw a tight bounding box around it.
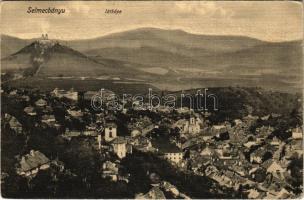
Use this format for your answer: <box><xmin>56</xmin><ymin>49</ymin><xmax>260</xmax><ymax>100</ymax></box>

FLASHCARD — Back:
<box><xmin>36</xmin><ymin>33</ymin><xmax>57</xmax><ymax>48</ymax></box>
<box><xmin>41</xmin><ymin>34</ymin><xmax>49</xmax><ymax>40</ymax></box>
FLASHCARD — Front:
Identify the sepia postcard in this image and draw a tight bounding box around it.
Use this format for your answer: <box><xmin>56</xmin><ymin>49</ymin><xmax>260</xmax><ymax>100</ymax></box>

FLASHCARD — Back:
<box><xmin>1</xmin><ymin>1</ymin><xmax>303</xmax><ymax>199</ymax></box>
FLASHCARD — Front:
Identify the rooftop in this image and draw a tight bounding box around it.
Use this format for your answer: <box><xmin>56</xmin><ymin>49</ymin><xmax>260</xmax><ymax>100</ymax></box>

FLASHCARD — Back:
<box><xmin>152</xmin><ymin>138</ymin><xmax>182</xmax><ymax>153</ymax></box>
<box><xmin>18</xmin><ymin>150</ymin><xmax>50</xmax><ymax>172</ymax></box>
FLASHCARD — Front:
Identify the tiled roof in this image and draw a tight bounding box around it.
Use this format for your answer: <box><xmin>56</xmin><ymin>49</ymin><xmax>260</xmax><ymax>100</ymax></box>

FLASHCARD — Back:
<box><xmin>106</xmin><ymin>122</ymin><xmax>117</xmax><ymax>128</ymax></box>
<box><xmin>111</xmin><ymin>137</ymin><xmax>127</xmax><ymax>144</ymax></box>
<box><xmin>24</xmin><ymin>106</ymin><xmax>35</xmax><ymax>113</ymax></box>
<box><xmin>19</xmin><ymin>151</ymin><xmax>50</xmax><ymax>172</ymax></box>
<box><xmin>152</xmin><ymin>138</ymin><xmax>182</xmax><ymax>153</ymax></box>
<box><xmin>35</xmin><ymin>98</ymin><xmax>47</xmax><ymax>104</ymax></box>
<box><xmin>8</xmin><ymin>115</ymin><xmax>22</xmax><ymax>127</ymax></box>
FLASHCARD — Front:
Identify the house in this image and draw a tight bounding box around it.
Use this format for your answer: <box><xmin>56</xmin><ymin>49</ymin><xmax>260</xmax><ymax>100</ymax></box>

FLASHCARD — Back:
<box><xmin>52</xmin><ymin>88</ymin><xmax>78</xmax><ymax>101</ymax></box>
<box><xmin>42</xmin><ymin>105</ymin><xmax>53</xmax><ymax>114</ymax></box>
<box><xmin>9</xmin><ymin>89</ymin><xmax>18</xmax><ymax>96</ymax></box>
<box><xmin>131</xmin><ymin>128</ymin><xmax>141</xmax><ymax>137</ymax></box>
<box><xmin>222</xmin><ymin>169</ymin><xmax>249</xmax><ymax>190</ymax></box>
<box><xmin>153</xmin><ymin>139</ymin><xmax>183</xmax><ymax>164</ymax></box>
<box><xmin>21</xmin><ymin>95</ymin><xmax>30</xmax><ymax>102</ymax></box>
<box><xmin>67</xmin><ymin>109</ymin><xmax>83</xmax><ymax>118</ymax></box>
<box><xmin>261</xmin><ymin>115</ymin><xmax>270</xmax><ymax>121</ymax></box>
<box><xmin>83</xmin><ymin>124</ymin><xmax>98</xmax><ymax>137</ymax></box>
<box><xmin>200</xmin><ymin>127</ymin><xmax>217</xmax><ymax>141</ymax></box>
<box><xmin>51</xmin><ymin>159</ymin><xmax>65</xmax><ymax>173</ymax></box>
<box><xmin>215</xmin><ymin>146</ymin><xmax>236</xmax><ymax>160</ymax></box>
<box><xmin>35</xmin><ymin>98</ymin><xmax>47</xmax><ymax>107</ymax></box>
<box><xmin>105</xmin><ymin>123</ymin><xmax>117</xmax><ymax>142</ymax></box>
<box><xmin>265</xmin><ymin>187</ymin><xmax>292</xmax><ymax>199</ymax></box>
<box><xmin>270</xmin><ymin>136</ymin><xmax>281</xmax><ymax>146</ymax></box>
<box><xmin>173</xmin><ymin>116</ymin><xmax>201</xmax><ymax>135</ymax></box>
<box><xmin>161</xmin><ymin>181</ymin><xmax>180</xmax><ymax>197</ymax></box>
<box><xmin>200</xmin><ymin>146</ymin><xmax>215</xmax><ymax>157</ymax></box>
<box><xmin>82</xmin><ymin>91</ymin><xmax>97</xmax><ymax>101</ymax></box>
<box><xmin>291</xmin><ymin>127</ymin><xmax>303</xmax><ymax>139</ymax></box>
<box><xmin>243</xmin><ymin>141</ymin><xmax>257</xmax><ymax>148</ymax></box>
<box><xmin>1</xmin><ymin>172</ymin><xmax>9</xmax><ymax>184</ymax></box>
<box><xmin>211</xmin><ymin>124</ymin><xmax>228</xmax><ymax>135</ymax></box>
<box><xmin>180</xmin><ymin>138</ymin><xmax>197</xmax><ymax>150</ymax></box>
<box><xmin>156</xmin><ymin>105</ymin><xmax>171</xmax><ymax>113</ymax></box>
<box><xmin>250</xmin><ymin>147</ymin><xmax>273</xmax><ymax>164</ymax></box>
<box><xmin>102</xmin><ymin>89</ymin><xmax>116</xmax><ymax>101</ymax></box>
<box><xmin>129</xmin><ymin>124</ymin><xmax>154</xmax><ymax>138</ymax></box>
<box><xmin>229</xmin><ymin>128</ymin><xmax>247</xmax><ymax>144</ymax></box>
<box><xmin>243</xmin><ymin>114</ymin><xmax>258</xmax><ymax>126</ymax></box>
<box><xmin>207</xmin><ymin>170</ymin><xmax>234</xmax><ymax>188</ymax></box>
<box><xmin>24</xmin><ymin>106</ymin><xmax>37</xmax><ymax>116</ymax></box>
<box><xmin>63</xmin><ymin>129</ymin><xmax>82</xmax><ymax>140</ymax></box>
<box><xmin>101</xmin><ymin>159</ymin><xmax>130</xmax><ymax>182</ymax></box>
<box><xmin>256</xmin><ymin>126</ymin><xmax>274</xmax><ymax>143</ymax></box>
<box><xmin>101</xmin><ymin>160</ymin><xmax>120</xmax><ymax>181</ymax></box>
<box><xmin>135</xmin><ymin>186</ymin><xmax>166</xmax><ymax>199</ymax></box>
<box><xmin>133</xmin><ymin>136</ymin><xmax>153</xmax><ymax>152</ymax></box>
<box><xmin>285</xmin><ymin>140</ymin><xmax>303</xmax><ymax>157</ymax></box>
<box><xmin>111</xmin><ymin>137</ymin><xmax>131</xmax><ymax>159</ymax></box>
<box><xmin>191</xmin><ymin>156</ymin><xmax>211</xmax><ymax>173</ymax></box>
<box><xmin>164</xmin><ymin>151</ymin><xmax>183</xmax><ymax>164</ymax></box>
<box><xmin>129</xmin><ymin>116</ymin><xmax>154</xmax><ymax>136</ymax></box>
<box><xmin>266</xmin><ymin>161</ymin><xmax>286</xmax><ymax>179</ymax></box>
<box><xmin>247</xmin><ymin>189</ymin><xmax>263</xmax><ymax>199</ymax></box>
<box><xmin>16</xmin><ymin>150</ymin><xmax>50</xmax><ymax>177</ymax></box>
<box><xmin>176</xmin><ymin>107</ymin><xmax>192</xmax><ymax>114</ymax></box>
<box><xmin>141</xmin><ymin>124</ymin><xmax>155</xmax><ymax>136</ymax></box>
<box><xmin>5</xmin><ymin>114</ymin><xmax>23</xmax><ymax>134</ymax></box>
<box><xmin>272</xmin><ymin>143</ymin><xmax>285</xmax><ymax>160</ymax></box>
<box><xmin>41</xmin><ymin>114</ymin><xmax>56</xmax><ymax>125</ymax></box>
<box><xmin>233</xmin><ymin>119</ymin><xmax>243</xmax><ymax>126</ymax></box>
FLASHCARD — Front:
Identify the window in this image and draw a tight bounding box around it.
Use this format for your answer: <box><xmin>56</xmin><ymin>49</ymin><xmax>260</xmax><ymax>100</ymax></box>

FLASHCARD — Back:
<box><xmin>109</xmin><ymin>131</ymin><xmax>112</xmax><ymax>138</ymax></box>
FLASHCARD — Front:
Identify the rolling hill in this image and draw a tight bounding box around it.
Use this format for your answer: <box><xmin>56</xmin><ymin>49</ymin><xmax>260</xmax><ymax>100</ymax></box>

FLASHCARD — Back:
<box><xmin>67</xmin><ymin>28</ymin><xmax>302</xmax><ymax>92</ymax></box>
<box><xmin>1</xmin><ymin>39</ymin><xmax>155</xmax><ymax>80</ymax></box>
<box><xmin>68</xmin><ymin>27</ymin><xmax>265</xmax><ymax>54</ymax></box>
<box><xmin>1</xmin><ymin>35</ymin><xmax>33</xmax><ymax>59</ymax></box>
<box><xmin>1</xmin><ymin>28</ymin><xmax>302</xmax><ymax>92</ymax></box>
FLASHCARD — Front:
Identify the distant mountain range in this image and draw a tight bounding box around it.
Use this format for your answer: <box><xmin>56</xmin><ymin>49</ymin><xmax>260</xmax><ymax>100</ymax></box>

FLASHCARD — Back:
<box><xmin>1</xmin><ymin>37</ymin><xmax>155</xmax><ymax>80</ymax></box>
<box><xmin>1</xmin><ymin>28</ymin><xmax>302</xmax><ymax>92</ymax></box>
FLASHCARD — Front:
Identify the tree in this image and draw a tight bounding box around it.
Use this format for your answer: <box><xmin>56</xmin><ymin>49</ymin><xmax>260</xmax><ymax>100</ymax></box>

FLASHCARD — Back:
<box><xmin>287</xmin><ymin>156</ymin><xmax>303</xmax><ymax>194</ymax></box>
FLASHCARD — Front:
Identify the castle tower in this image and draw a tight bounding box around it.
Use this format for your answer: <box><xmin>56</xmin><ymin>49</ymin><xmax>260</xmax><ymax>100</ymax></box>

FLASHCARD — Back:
<box><xmin>104</xmin><ymin>123</ymin><xmax>117</xmax><ymax>142</ymax></box>
<box><xmin>41</xmin><ymin>34</ymin><xmax>49</xmax><ymax>40</ymax></box>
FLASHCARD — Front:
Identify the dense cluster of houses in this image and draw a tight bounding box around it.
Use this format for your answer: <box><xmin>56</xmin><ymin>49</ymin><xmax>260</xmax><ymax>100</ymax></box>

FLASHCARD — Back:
<box><xmin>1</xmin><ymin>86</ymin><xmax>303</xmax><ymax>199</ymax></box>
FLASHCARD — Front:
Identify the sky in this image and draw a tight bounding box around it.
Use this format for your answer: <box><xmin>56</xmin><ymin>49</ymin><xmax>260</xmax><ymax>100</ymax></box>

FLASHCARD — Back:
<box><xmin>1</xmin><ymin>1</ymin><xmax>303</xmax><ymax>42</ymax></box>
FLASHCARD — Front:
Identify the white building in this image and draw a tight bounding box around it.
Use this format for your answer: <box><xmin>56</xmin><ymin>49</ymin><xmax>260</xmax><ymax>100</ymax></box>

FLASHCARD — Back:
<box><xmin>164</xmin><ymin>152</ymin><xmax>183</xmax><ymax>164</ymax></box>
<box><xmin>292</xmin><ymin>127</ymin><xmax>303</xmax><ymax>139</ymax></box>
<box><xmin>153</xmin><ymin>139</ymin><xmax>183</xmax><ymax>164</ymax></box>
<box><xmin>111</xmin><ymin>137</ymin><xmax>130</xmax><ymax>159</ymax></box>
